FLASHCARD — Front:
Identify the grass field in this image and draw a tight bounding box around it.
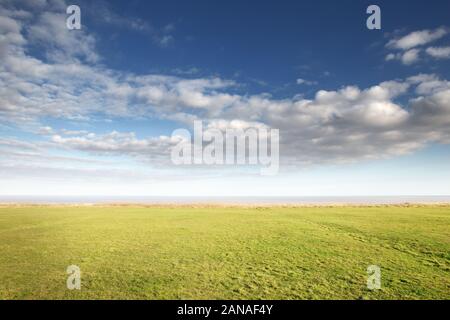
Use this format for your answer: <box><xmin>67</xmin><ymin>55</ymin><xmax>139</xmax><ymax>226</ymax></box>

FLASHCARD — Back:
<box><xmin>0</xmin><ymin>205</ymin><xmax>448</xmax><ymax>300</ymax></box>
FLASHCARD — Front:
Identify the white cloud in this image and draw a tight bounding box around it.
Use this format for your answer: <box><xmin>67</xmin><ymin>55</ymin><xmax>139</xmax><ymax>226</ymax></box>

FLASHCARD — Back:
<box><xmin>23</xmin><ymin>75</ymin><xmax>449</xmax><ymax>168</ymax></box>
<box><xmin>385</xmin><ymin>53</ymin><xmax>396</xmax><ymax>61</ymax></box>
<box><xmin>0</xmin><ymin>15</ymin><xmax>25</xmax><ymax>59</ymax></box>
<box><xmin>27</xmin><ymin>12</ymin><xmax>99</xmax><ymax>63</ymax></box>
<box><xmin>38</xmin><ymin>126</ymin><xmax>54</xmax><ymax>135</ymax></box>
<box><xmin>408</xmin><ymin>74</ymin><xmax>450</xmax><ymax>95</ymax></box>
<box><xmin>401</xmin><ymin>49</ymin><xmax>421</xmax><ymax>65</ymax></box>
<box><xmin>2</xmin><ymin>1</ymin><xmax>450</xmax><ymax>173</ymax></box>
<box><xmin>426</xmin><ymin>46</ymin><xmax>450</xmax><ymax>59</ymax></box>
<box><xmin>50</xmin><ymin>131</ymin><xmax>179</xmax><ymax>159</ymax></box>
<box><xmin>385</xmin><ymin>50</ymin><xmax>421</xmax><ymax>65</ymax></box>
<box><xmin>296</xmin><ymin>78</ymin><xmax>317</xmax><ymax>86</ymax></box>
<box><xmin>387</xmin><ymin>27</ymin><xmax>447</xmax><ymax>50</ymax></box>
<box><xmin>385</xmin><ymin>27</ymin><xmax>450</xmax><ymax>65</ymax></box>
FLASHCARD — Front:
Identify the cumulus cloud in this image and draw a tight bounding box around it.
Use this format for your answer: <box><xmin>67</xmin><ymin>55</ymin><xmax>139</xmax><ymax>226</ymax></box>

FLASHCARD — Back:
<box><xmin>385</xmin><ymin>27</ymin><xmax>450</xmax><ymax>65</ymax></box>
<box><xmin>0</xmin><ymin>15</ymin><xmax>25</xmax><ymax>59</ymax></box>
<box><xmin>30</xmin><ymin>75</ymin><xmax>450</xmax><ymax>168</ymax></box>
<box><xmin>385</xmin><ymin>49</ymin><xmax>421</xmax><ymax>65</ymax></box>
<box><xmin>426</xmin><ymin>46</ymin><xmax>450</xmax><ymax>59</ymax></box>
<box><xmin>401</xmin><ymin>49</ymin><xmax>421</xmax><ymax>65</ymax></box>
<box><xmin>387</xmin><ymin>27</ymin><xmax>447</xmax><ymax>50</ymax></box>
<box><xmin>2</xmin><ymin>0</ymin><xmax>450</xmax><ymax>174</ymax></box>
<box><xmin>385</xmin><ymin>53</ymin><xmax>396</xmax><ymax>61</ymax></box>
<box><xmin>27</xmin><ymin>11</ymin><xmax>99</xmax><ymax>63</ymax></box>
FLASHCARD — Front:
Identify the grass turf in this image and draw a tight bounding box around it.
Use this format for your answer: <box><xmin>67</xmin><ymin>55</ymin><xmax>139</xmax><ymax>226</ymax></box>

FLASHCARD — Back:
<box><xmin>0</xmin><ymin>205</ymin><xmax>448</xmax><ymax>299</ymax></box>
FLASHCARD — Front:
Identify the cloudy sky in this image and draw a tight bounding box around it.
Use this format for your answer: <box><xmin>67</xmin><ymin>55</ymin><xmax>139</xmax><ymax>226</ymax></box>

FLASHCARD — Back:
<box><xmin>1</xmin><ymin>0</ymin><xmax>450</xmax><ymax>196</ymax></box>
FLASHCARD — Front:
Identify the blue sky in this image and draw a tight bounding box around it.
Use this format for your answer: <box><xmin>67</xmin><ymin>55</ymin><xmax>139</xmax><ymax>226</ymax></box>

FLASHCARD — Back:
<box><xmin>1</xmin><ymin>0</ymin><xmax>450</xmax><ymax>196</ymax></box>
<box><xmin>87</xmin><ymin>0</ymin><xmax>450</xmax><ymax>91</ymax></box>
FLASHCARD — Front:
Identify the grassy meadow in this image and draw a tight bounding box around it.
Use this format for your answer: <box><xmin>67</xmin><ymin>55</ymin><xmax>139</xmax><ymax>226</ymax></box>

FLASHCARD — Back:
<box><xmin>0</xmin><ymin>205</ymin><xmax>448</xmax><ymax>299</ymax></box>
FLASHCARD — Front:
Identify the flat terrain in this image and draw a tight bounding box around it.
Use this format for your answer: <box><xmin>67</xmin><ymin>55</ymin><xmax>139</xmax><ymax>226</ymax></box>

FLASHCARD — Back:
<box><xmin>0</xmin><ymin>205</ymin><xmax>448</xmax><ymax>299</ymax></box>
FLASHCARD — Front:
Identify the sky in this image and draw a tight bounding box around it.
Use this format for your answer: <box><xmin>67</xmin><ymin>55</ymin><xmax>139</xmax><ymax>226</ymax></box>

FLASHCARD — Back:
<box><xmin>1</xmin><ymin>0</ymin><xmax>450</xmax><ymax>196</ymax></box>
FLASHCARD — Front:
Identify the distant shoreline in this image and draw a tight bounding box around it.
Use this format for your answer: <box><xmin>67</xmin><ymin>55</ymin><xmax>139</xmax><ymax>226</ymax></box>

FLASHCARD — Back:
<box><xmin>2</xmin><ymin>195</ymin><xmax>450</xmax><ymax>205</ymax></box>
<box><xmin>1</xmin><ymin>196</ymin><xmax>450</xmax><ymax>208</ymax></box>
<box><xmin>1</xmin><ymin>202</ymin><xmax>450</xmax><ymax>208</ymax></box>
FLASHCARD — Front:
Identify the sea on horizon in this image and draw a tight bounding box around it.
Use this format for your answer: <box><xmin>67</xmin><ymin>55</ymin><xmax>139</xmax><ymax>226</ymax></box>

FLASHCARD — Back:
<box><xmin>1</xmin><ymin>195</ymin><xmax>450</xmax><ymax>205</ymax></box>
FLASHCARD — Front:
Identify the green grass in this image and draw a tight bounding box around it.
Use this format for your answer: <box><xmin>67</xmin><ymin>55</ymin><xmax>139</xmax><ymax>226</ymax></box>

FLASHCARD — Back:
<box><xmin>0</xmin><ymin>205</ymin><xmax>448</xmax><ymax>299</ymax></box>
